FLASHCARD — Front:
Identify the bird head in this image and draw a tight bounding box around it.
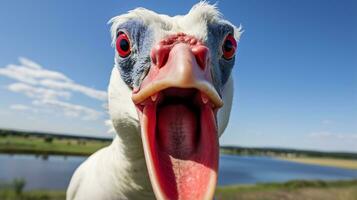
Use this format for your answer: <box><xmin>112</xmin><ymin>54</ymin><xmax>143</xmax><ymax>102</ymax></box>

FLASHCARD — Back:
<box><xmin>108</xmin><ymin>2</ymin><xmax>241</xmax><ymax>200</ymax></box>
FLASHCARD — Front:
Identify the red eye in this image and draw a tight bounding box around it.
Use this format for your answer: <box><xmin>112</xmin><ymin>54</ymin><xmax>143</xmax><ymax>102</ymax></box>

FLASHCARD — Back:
<box><xmin>116</xmin><ymin>32</ymin><xmax>131</xmax><ymax>58</ymax></box>
<box><xmin>222</xmin><ymin>34</ymin><xmax>237</xmax><ymax>60</ymax></box>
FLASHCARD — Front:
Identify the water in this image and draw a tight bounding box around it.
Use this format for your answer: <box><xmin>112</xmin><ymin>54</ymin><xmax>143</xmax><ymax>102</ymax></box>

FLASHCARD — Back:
<box><xmin>0</xmin><ymin>154</ymin><xmax>85</xmax><ymax>190</ymax></box>
<box><xmin>218</xmin><ymin>154</ymin><xmax>357</xmax><ymax>185</ymax></box>
<box><xmin>1</xmin><ymin>153</ymin><xmax>357</xmax><ymax>190</ymax></box>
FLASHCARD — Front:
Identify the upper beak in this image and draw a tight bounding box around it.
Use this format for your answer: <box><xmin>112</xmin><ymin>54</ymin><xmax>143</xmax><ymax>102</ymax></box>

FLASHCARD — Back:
<box><xmin>132</xmin><ymin>42</ymin><xmax>223</xmax><ymax>108</ymax></box>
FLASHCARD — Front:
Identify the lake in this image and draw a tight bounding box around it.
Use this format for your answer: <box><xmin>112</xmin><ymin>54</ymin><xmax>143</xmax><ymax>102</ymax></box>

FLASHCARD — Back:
<box><xmin>1</xmin><ymin>153</ymin><xmax>357</xmax><ymax>190</ymax></box>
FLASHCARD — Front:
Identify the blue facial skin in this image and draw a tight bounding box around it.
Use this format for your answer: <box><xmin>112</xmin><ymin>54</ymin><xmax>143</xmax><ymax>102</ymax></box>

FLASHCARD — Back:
<box><xmin>206</xmin><ymin>23</ymin><xmax>236</xmax><ymax>91</ymax></box>
<box><xmin>115</xmin><ymin>20</ymin><xmax>154</xmax><ymax>88</ymax></box>
<box><xmin>114</xmin><ymin>20</ymin><xmax>236</xmax><ymax>95</ymax></box>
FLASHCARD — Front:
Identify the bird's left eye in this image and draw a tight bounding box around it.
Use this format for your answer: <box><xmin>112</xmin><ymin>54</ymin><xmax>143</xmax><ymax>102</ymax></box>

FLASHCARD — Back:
<box><xmin>116</xmin><ymin>32</ymin><xmax>131</xmax><ymax>58</ymax></box>
<box><xmin>222</xmin><ymin>34</ymin><xmax>237</xmax><ymax>60</ymax></box>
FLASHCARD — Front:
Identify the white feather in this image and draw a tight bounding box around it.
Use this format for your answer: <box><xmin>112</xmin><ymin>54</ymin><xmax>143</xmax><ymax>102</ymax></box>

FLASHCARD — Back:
<box><xmin>109</xmin><ymin>2</ymin><xmax>242</xmax><ymax>45</ymax></box>
<box><xmin>218</xmin><ymin>75</ymin><xmax>234</xmax><ymax>136</ymax></box>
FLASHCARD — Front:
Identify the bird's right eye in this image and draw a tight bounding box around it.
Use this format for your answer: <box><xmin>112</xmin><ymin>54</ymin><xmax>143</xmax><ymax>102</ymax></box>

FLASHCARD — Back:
<box><xmin>222</xmin><ymin>34</ymin><xmax>237</xmax><ymax>60</ymax></box>
<box><xmin>116</xmin><ymin>32</ymin><xmax>131</xmax><ymax>58</ymax></box>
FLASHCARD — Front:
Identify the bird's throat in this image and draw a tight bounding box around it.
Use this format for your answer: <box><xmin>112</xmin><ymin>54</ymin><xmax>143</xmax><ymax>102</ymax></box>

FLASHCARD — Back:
<box><xmin>157</xmin><ymin>104</ymin><xmax>198</xmax><ymax>158</ymax></box>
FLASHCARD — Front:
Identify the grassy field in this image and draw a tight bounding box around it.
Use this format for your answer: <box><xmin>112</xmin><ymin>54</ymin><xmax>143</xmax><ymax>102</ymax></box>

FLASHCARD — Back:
<box><xmin>1</xmin><ymin>179</ymin><xmax>356</xmax><ymax>200</ymax></box>
<box><xmin>215</xmin><ymin>179</ymin><xmax>357</xmax><ymax>200</ymax></box>
<box><xmin>0</xmin><ymin>179</ymin><xmax>65</xmax><ymax>200</ymax></box>
<box><xmin>0</xmin><ymin>134</ymin><xmax>110</xmax><ymax>156</ymax></box>
<box><xmin>279</xmin><ymin>157</ymin><xmax>357</xmax><ymax>170</ymax></box>
<box><xmin>0</xmin><ymin>189</ymin><xmax>66</xmax><ymax>200</ymax></box>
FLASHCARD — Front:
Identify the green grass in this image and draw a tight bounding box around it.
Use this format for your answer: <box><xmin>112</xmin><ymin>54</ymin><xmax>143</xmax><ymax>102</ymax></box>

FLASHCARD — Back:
<box><xmin>215</xmin><ymin>179</ymin><xmax>357</xmax><ymax>200</ymax></box>
<box><xmin>0</xmin><ymin>135</ymin><xmax>110</xmax><ymax>156</ymax></box>
<box><xmin>0</xmin><ymin>189</ymin><xmax>66</xmax><ymax>200</ymax></box>
<box><xmin>0</xmin><ymin>179</ymin><xmax>65</xmax><ymax>200</ymax></box>
<box><xmin>1</xmin><ymin>179</ymin><xmax>357</xmax><ymax>200</ymax></box>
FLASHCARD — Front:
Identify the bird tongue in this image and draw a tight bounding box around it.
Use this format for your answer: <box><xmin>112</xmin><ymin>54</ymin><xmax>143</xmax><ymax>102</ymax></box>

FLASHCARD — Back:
<box><xmin>141</xmin><ymin>103</ymin><xmax>218</xmax><ymax>200</ymax></box>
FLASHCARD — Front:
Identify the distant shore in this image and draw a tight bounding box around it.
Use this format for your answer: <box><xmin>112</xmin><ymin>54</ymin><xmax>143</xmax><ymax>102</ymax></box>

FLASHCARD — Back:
<box><xmin>0</xmin><ymin>129</ymin><xmax>111</xmax><ymax>156</ymax></box>
<box><xmin>220</xmin><ymin>146</ymin><xmax>357</xmax><ymax>160</ymax></box>
<box><xmin>278</xmin><ymin>157</ymin><xmax>357</xmax><ymax>170</ymax></box>
<box><xmin>1</xmin><ymin>129</ymin><xmax>357</xmax><ymax>171</ymax></box>
<box><xmin>221</xmin><ymin>145</ymin><xmax>357</xmax><ymax>170</ymax></box>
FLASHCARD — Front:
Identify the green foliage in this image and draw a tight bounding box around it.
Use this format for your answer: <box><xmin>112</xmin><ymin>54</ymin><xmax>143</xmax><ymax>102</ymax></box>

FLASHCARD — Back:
<box><xmin>216</xmin><ymin>179</ymin><xmax>357</xmax><ymax>200</ymax></box>
<box><xmin>44</xmin><ymin>136</ymin><xmax>53</xmax><ymax>143</ymax></box>
<box><xmin>0</xmin><ymin>179</ymin><xmax>65</xmax><ymax>200</ymax></box>
<box><xmin>0</xmin><ymin>190</ymin><xmax>65</xmax><ymax>200</ymax></box>
<box><xmin>221</xmin><ymin>146</ymin><xmax>357</xmax><ymax>160</ymax></box>
<box><xmin>13</xmin><ymin>178</ymin><xmax>26</xmax><ymax>195</ymax></box>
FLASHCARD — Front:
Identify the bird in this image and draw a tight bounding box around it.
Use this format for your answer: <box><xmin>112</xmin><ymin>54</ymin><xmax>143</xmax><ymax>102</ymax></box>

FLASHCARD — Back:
<box><xmin>67</xmin><ymin>2</ymin><xmax>241</xmax><ymax>200</ymax></box>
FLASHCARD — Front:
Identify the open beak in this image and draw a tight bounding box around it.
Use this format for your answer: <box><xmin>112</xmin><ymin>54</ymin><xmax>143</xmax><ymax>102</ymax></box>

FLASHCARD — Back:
<box><xmin>132</xmin><ymin>34</ymin><xmax>223</xmax><ymax>200</ymax></box>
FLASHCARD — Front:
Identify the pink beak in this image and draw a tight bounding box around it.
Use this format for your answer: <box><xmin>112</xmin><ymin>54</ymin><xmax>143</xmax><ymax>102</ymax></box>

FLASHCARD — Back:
<box><xmin>133</xmin><ymin>33</ymin><xmax>223</xmax><ymax>200</ymax></box>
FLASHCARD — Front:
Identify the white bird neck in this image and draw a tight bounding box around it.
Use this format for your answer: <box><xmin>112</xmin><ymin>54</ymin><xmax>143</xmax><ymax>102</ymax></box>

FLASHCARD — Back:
<box><xmin>108</xmin><ymin>67</ymin><xmax>154</xmax><ymax>198</ymax></box>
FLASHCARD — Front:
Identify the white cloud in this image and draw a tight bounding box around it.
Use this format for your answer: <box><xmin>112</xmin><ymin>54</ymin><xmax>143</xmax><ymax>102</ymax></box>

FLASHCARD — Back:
<box><xmin>8</xmin><ymin>82</ymin><xmax>71</xmax><ymax>100</ymax></box>
<box><xmin>39</xmin><ymin>79</ymin><xmax>106</xmax><ymax>101</ymax></box>
<box><xmin>10</xmin><ymin>104</ymin><xmax>38</xmax><ymax>113</ymax></box>
<box><xmin>10</xmin><ymin>104</ymin><xmax>29</xmax><ymax>110</ymax></box>
<box><xmin>19</xmin><ymin>57</ymin><xmax>43</xmax><ymax>70</ymax></box>
<box><xmin>33</xmin><ymin>99</ymin><xmax>102</xmax><ymax>121</ymax></box>
<box><xmin>0</xmin><ymin>57</ymin><xmax>107</xmax><ymax>100</ymax></box>
<box><xmin>0</xmin><ymin>63</ymin><xmax>71</xmax><ymax>85</ymax></box>
<box><xmin>0</xmin><ymin>64</ymin><xmax>38</xmax><ymax>84</ymax></box>
<box><xmin>10</xmin><ymin>104</ymin><xmax>31</xmax><ymax>111</ymax></box>
<box><xmin>0</xmin><ymin>57</ymin><xmax>108</xmax><ymax>121</ymax></box>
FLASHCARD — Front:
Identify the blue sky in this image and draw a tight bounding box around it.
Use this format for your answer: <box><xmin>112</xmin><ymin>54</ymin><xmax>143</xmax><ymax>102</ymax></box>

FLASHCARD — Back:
<box><xmin>0</xmin><ymin>0</ymin><xmax>356</xmax><ymax>152</ymax></box>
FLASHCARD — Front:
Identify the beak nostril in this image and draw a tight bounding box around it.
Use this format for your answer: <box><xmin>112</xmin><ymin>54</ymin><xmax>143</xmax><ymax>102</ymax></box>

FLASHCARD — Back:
<box><xmin>192</xmin><ymin>45</ymin><xmax>209</xmax><ymax>70</ymax></box>
<box><xmin>156</xmin><ymin>53</ymin><xmax>169</xmax><ymax>69</ymax></box>
<box><xmin>195</xmin><ymin>55</ymin><xmax>206</xmax><ymax>70</ymax></box>
<box><xmin>152</xmin><ymin>34</ymin><xmax>209</xmax><ymax>70</ymax></box>
<box><xmin>190</xmin><ymin>38</ymin><xmax>197</xmax><ymax>45</ymax></box>
<box><xmin>151</xmin><ymin>44</ymin><xmax>170</xmax><ymax>68</ymax></box>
